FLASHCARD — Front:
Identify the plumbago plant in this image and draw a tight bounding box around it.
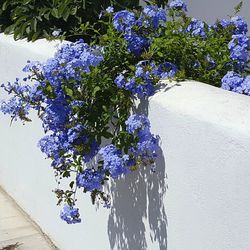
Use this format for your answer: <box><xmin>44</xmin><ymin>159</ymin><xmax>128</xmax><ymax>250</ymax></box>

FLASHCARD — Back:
<box><xmin>1</xmin><ymin>1</ymin><xmax>250</xmax><ymax>224</ymax></box>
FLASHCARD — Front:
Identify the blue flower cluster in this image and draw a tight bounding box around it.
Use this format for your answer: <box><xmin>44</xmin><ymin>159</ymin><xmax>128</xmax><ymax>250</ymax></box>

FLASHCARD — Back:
<box><xmin>220</xmin><ymin>15</ymin><xmax>250</xmax><ymax>95</ymax></box>
<box><xmin>60</xmin><ymin>204</ymin><xmax>81</xmax><ymax>224</ymax></box>
<box><xmin>35</xmin><ymin>40</ymin><xmax>103</xmax><ymax>159</ymax></box>
<box><xmin>0</xmin><ymin>78</ymin><xmax>44</xmax><ymax>120</ymax></box>
<box><xmin>187</xmin><ymin>18</ymin><xmax>206</xmax><ymax>37</ymax></box>
<box><xmin>231</xmin><ymin>16</ymin><xmax>248</xmax><ymax>35</ymax></box>
<box><xmin>221</xmin><ymin>71</ymin><xmax>250</xmax><ymax>95</ymax></box>
<box><xmin>76</xmin><ymin>169</ymin><xmax>104</xmax><ymax>191</ymax></box>
<box><xmin>113</xmin><ymin>6</ymin><xmax>167</xmax><ymax>55</ymax></box>
<box><xmin>140</xmin><ymin>5</ymin><xmax>167</xmax><ymax>29</ymax></box>
<box><xmin>169</xmin><ymin>0</ymin><xmax>187</xmax><ymax>12</ymax></box>
<box><xmin>98</xmin><ymin>114</ymin><xmax>159</xmax><ymax>178</ymax></box>
<box><xmin>228</xmin><ymin>34</ymin><xmax>249</xmax><ymax>69</ymax></box>
<box><xmin>218</xmin><ymin>19</ymin><xmax>231</xmax><ymax>29</ymax></box>
<box><xmin>113</xmin><ymin>10</ymin><xmax>136</xmax><ymax>33</ymax></box>
<box><xmin>38</xmin><ymin>124</ymin><xmax>99</xmax><ymax>169</ymax></box>
<box><xmin>124</xmin><ymin>32</ymin><xmax>150</xmax><ymax>55</ymax></box>
<box><xmin>126</xmin><ymin>114</ymin><xmax>150</xmax><ymax>134</ymax></box>
<box><xmin>114</xmin><ymin>61</ymin><xmax>177</xmax><ymax>97</ymax></box>
<box><xmin>99</xmin><ymin>144</ymin><xmax>129</xmax><ymax>178</ymax></box>
<box><xmin>0</xmin><ymin>97</ymin><xmax>29</xmax><ymax>120</ymax></box>
<box><xmin>216</xmin><ymin>16</ymin><xmax>248</xmax><ymax>34</ymax></box>
<box><xmin>43</xmin><ymin>40</ymin><xmax>103</xmax><ymax>87</ymax></box>
<box><xmin>126</xmin><ymin>114</ymin><xmax>159</xmax><ymax>162</ymax></box>
<box><xmin>0</xmin><ymin>40</ymin><xmax>104</xmax><ymax>173</ymax></box>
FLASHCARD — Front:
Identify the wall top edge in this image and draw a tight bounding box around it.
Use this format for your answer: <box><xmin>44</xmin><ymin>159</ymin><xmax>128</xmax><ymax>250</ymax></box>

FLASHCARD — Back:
<box><xmin>151</xmin><ymin>80</ymin><xmax>250</xmax><ymax>135</ymax></box>
<box><xmin>0</xmin><ymin>33</ymin><xmax>61</xmax><ymax>58</ymax></box>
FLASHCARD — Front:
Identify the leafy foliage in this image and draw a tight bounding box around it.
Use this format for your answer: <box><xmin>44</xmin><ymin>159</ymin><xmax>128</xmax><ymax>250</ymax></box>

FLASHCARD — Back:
<box><xmin>0</xmin><ymin>0</ymin><xmax>140</xmax><ymax>41</ymax></box>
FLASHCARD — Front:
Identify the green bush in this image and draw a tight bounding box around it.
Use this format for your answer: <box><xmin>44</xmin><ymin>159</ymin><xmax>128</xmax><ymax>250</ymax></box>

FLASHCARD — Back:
<box><xmin>0</xmin><ymin>0</ymin><xmax>140</xmax><ymax>41</ymax></box>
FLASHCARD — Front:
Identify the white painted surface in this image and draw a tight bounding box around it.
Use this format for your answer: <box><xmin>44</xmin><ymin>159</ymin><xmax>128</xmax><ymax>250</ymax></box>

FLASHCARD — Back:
<box><xmin>0</xmin><ymin>34</ymin><xmax>250</xmax><ymax>250</ymax></box>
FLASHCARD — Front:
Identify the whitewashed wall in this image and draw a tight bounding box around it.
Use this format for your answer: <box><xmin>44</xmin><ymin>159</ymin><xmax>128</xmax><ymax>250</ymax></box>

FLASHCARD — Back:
<box><xmin>1</xmin><ymin>28</ymin><xmax>250</xmax><ymax>250</ymax></box>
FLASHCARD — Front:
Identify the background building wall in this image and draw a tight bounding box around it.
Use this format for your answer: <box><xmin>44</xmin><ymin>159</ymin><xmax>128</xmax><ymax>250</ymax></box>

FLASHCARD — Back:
<box><xmin>185</xmin><ymin>0</ymin><xmax>250</xmax><ymax>30</ymax></box>
<box><xmin>140</xmin><ymin>0</ymin><xmax>250</xmax><ymax>32</ymax></box>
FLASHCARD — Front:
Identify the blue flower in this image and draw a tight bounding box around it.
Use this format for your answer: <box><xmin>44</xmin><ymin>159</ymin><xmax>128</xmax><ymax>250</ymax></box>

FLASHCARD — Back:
<box><xmin>42</xmin><ymin>40</ymin><xmax>104</xmax><ymax>87</ymax></box>
<box><xmin>115</xmin><ymin>67</ymin><xmax>155</xmax><ymax>97</ymax></box>
<box><xmin>206</xmin><ymin>55</ymin><xmax>216</xmax><ymax>69</ymax></box>
<box><xmin>114</xmin><ymin>73</ymin><xmax>126</xmax><ymax>88</ymax></box>
<box><xmin>99</xmin><ymin>144</ymin><xmax>129</xmax><ymax>178</ymax></box>
<box><xmin>76</xmin><ymin>169</ymin><xmax>104</xmax><ymax>191</ymax></box>
<box><xmin>140</xmin><ymin>5</ymin><xmax>167</xmax><ymax>29</ymax></box>
<box><xmin>126</xmin><ymin>114</ymin><xmax>160</xmax><ymax>162</ymax></box>
<box><xmin>221</xmin><ymin>72</ymin><xmax>250</xmax><ymax>96</ymax></box>
<box><xmin>66</xmin><ymin>125</ymin><xmax>85</xmax><ymax>143</ymax></box>
<box><xmin>157</xmin><ymin>62</ymin><xmax>178</xmax><ymax>79</ymax></box>
<box><xmin>125</xmin><ymin>114</ymin><xmax>150</xmax><ymax>134</ymax></box>
<box><xmin>42</xmin><ymin>99</ymin><xmax>71</xmax><ymax>131</ymax></box>
<box><xmin>115</xmin><ymin>60</ymin><xmax>177</xmax><ymax>98</ymax></box>
<box><xmin>106</xmin><ymin>6</ymin><xmax>114</xmax><ymax>14</ymax></box>
<box><xmin>187</xmin><ymin>18</ymin><xmax>206</xmax><ymax>37</ymax></box>
<box><xmin>52</xmin><ymin>29</ymin><xmax>62</xmax><ymax>37</ymax></box>
<box><xmin>231</xmin><ymin>16</ymin><xmax>248</xmax><ymax>35</ymax></box>
<box><xmin>83</xmin><ymin>139</ymin><xmax>99</xmax><ymax>163</ymax></box>
<box><xmin>60</xmin><ymin>205</ymin><xmax>81</xmax><ymax>224</ymax></box>
<box><xmin>193</xmin><ymin>61</ymin><xmax>201</xmax><ymax>69</ymax></box>
<box><xmin>113</xmin><ymin>10</ymin><xmax>136</xmax><ymax>33</ymax></box>
<box><xmin>23</xmin><ymin>61</ymin><xmax>42</xmax><ymax>72</ymax></box>
<box><xmin>221</xmin><ymin>71</ymin><xmax>244</xmax><ymax>93</ymax></box>
<box><xmin>228</xmin><ymin>34</ymin><xmax>249</xmax><ymax>69</ymax></box>
<box><xmin>169</xmin><ymin>0</ymin><xmax>188</xmax><ymax>12</ymax></box>
<box><xmin>218</xmin><ymin>19</ymin><xmax>231</xmax><ymax>28</ymax></box>
<box><xmin>136</xmin><ymin>129</ymin><xmax>159</xmax><ymax>160</ymax></box>
<box><xmin>124</xmin><ymin>77</ymin><xmax>137</xmax><ymax>92</ymax></box>
<box><xmin>0</xmin><ymin>97</ymin><xmax>30</xmax><ymax>120</ymax></box>
<box><xmin>124</xmin><ymin>32</ymin><xmax>150</xmax><ymax>55</ymax></box>
<box><xmin>242</xmin><ymin>75</ymin><xmax>250</xmax><ymax>95</ymax></box>
<box><xmin>38</xmin><ymin>135</ymin><xmax>62</xmax><ymax>159</ymax></box>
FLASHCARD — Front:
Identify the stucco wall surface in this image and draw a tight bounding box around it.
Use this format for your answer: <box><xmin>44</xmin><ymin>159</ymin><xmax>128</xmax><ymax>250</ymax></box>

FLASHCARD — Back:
<box><xmin>0</xmin><ymin>32</ymin><xmax>250</xmax><ymax>250</ymax></box>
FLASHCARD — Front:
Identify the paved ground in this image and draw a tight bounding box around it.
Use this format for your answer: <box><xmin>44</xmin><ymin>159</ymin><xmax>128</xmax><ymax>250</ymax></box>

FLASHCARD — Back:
<box><xmin>0</xmin><ymin>188</ymin><xmax>57</xmax><ymax>250</ymax></box>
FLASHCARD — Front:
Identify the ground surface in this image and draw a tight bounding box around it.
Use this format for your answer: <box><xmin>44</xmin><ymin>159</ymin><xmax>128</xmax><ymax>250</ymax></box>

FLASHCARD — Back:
<box><xmin>0</xmin><ymin>188</ymin><xmax>56</xmax><ymax>250</ymax></box>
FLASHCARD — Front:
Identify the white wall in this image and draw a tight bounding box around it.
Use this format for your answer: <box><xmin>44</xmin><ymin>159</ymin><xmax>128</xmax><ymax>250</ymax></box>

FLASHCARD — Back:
<box><xmin>1</xmin><ymin>33</ymin><xmax>250</xmax><ymax>250</ymax></box>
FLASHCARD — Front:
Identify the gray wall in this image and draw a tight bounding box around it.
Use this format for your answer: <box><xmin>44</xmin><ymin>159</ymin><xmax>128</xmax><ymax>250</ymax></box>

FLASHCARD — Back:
<box><xmin>185</xmin><ymin>0</ymin><xmax>250</xmax><ymax>29</ymax></box>
<box><xmin>140</xmin><ymin>0</ymin><xmax>250</xmax><ymax>30</ymax></box>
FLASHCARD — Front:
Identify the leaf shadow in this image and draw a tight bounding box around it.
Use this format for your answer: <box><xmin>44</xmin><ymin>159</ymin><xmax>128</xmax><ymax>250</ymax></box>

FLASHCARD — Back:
<box><xmin>107</xmin><ymin>98</ymin><xmax>168</xmax><ymax>250</ymax></box>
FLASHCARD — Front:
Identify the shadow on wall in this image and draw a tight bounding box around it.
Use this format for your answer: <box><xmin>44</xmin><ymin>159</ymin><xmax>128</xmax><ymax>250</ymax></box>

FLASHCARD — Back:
<box><xmin>108</xmin><ymin>98</ymin><xmax>168</xmax><ymax>250</ymax></box>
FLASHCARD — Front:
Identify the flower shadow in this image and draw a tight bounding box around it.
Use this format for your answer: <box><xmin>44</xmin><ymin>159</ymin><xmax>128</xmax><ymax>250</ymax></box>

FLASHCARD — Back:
<box><xmin>108</xmin><ymin>98</ymin><xmax>168</xmax><ymax>250</ymax></box>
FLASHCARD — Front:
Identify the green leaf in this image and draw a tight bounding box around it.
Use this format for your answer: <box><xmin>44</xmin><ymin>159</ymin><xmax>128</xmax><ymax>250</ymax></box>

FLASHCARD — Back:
<box><xmin>102</xmin><ymin>131</ymin><xmax>113</xmax><ymax>139</ymax></box>
<box><xmin>69</xmin><ymin>181</ymin><xmax>74</xmax><ymax>189</ymax></box>
<box><xmin>51</xmin><ymin>8</ymin><xmax>59</xmax><ymax>18</ymax></box>
<box><xmin>93</xmin><ymin>86</ymin><xmax>101</xmax><ymax>96</ymax></box>
<box><xmin>2</xmin><ymin>1</ymin><xmax>9</xmax><ymax>11</ymax></box>
<box><xmin>31</xmin><ymin>18</ymin><xmax>37</xmax><ymax>32</ymax></box>
<box><xmin>63</xmin><ymin>171</ymin><xmax>70</xmax><ymax>178</ymax></box>
<box><xmin>64</xmin><ymin>87</ymin><xmax>74</xmax><ymax>97</ymax></box>
<box><xmin>234</xmin><ymin>1</ymin><xmax>243</xmax><ymax>15</ymax></box>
